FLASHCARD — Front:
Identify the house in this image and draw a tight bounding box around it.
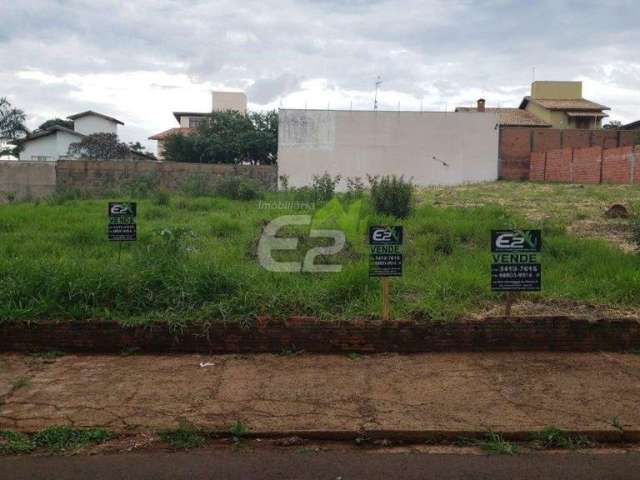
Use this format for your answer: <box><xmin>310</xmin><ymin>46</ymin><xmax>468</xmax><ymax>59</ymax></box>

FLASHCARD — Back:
<box><xmin>17</xmin><ymin>111</ymin><xmax>128</xmax><ymax>161</ymax></box>
<box><xmin>519</xmin><ymin>81</ymin><xmax>609</xmax><ymax>129</ymax></box>
<box><xmin>622</xmin><ymin>120</ymin><xmax>640</xmax><ymax>130</ymax></box>
<box><xmin>149</xmin><ymin>91</ymin><xmax>247</xmax><ymax>159</ymax></box>
<box><xmin>455</xmin><ymin>99</ymin><xmax>551</xmax><ymax>127</ymax></box>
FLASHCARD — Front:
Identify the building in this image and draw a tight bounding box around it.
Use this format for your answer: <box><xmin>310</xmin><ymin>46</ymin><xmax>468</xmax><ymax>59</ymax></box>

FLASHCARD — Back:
<box><xmin>278</xmin><ymin>109</ymin><xmax>499</xmax><ymax>189</ymax></box>
<box><xmin>519</xmin><ymin>81</ymin><xmax>609</xmax><ymax>129</ymax></box>
<box><xmin>455</xmin><ymin>99</ymin><xmax>551</xmax><ymax>127</ymax></box>
<box><xmin>149</xmin><ymin>91</ymin><xmax>247</xmax><ymax>159</ymax></box>
<box><xmin>17</xmin><ymin>111</ymin><xmax>125</xmax><ymax>161</ymax></box>
<box><xmin>622</xmin><ymin>120</ymin><xmax>640</xmax><ymax>130</ymax></box>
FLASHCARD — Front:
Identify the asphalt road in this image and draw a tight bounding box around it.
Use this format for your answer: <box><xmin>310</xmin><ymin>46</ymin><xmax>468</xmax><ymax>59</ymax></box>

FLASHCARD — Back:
<box><xmin>3</xmin><ymin>451</ymin><xmax>640</xmax><ymax>480</ymax></box>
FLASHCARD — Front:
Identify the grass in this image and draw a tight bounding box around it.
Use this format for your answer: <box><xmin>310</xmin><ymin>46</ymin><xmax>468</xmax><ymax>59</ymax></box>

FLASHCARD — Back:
<box><xmin>0</xmin><ymin>427</ymin><xmax>111</xmax><ymax>454</ymax></box>
<box><xmin>479</xmin><ymin>432</ymin><xmax>518</xmax><ymax>455</ymax></box>
<box><xmin>229</xmin><ymin>421</ymin><xmax>250</xmax><ymax>444</ymax></box>
<box><xmin>159</xmin><ymin>422</ymin><xmax>207</xmax><ymax>449</ymax></box>
<box><xmin>0</xmin><ymin>182</ymin><xmax>639</xmax><ymax>324</ymax></box>
<box><xmin>531</xmin><ymin>427</ymin><xmax>593</xmax><ymax>450</ymax></box>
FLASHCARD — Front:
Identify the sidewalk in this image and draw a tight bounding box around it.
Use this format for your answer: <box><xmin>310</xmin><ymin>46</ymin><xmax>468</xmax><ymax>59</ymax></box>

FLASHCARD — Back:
<box><xmin>1</xmin><ymin>352</ymin><xmax>639</xmax><ymax>439</ymax></box>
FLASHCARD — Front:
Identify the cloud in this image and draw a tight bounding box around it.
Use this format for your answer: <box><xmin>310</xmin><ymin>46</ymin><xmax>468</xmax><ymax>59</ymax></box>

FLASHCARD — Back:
<box><xmin>1</xmin><ymin>0</ymin><xmax>639</xmax><ymax>152</ymax></box>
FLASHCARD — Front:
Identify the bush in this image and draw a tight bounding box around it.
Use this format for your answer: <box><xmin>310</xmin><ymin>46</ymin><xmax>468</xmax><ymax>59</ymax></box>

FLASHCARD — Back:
<box><xmin>368</xmin><ymin>174</ymin><xmax>413</xmax><ymax>218</ymax></box>
<box><xmin>311</xmin><ymin>172</ymin><xmax>341</xmax><ymax>202</ymax></box>
<box><xmin>214</xmin><ymin>177</ymin><xmax>263</xmax><ymax>201</ymax></box>
<box><xmin>345</xmin><ymin>176</ymin><xmax>365</xmax><ymax>200</ymax></box>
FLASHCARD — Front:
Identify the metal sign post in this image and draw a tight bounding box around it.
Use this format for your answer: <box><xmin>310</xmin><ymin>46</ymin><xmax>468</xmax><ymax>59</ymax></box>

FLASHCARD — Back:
<box><xmin>369</xmin><ymin>226</ymin><xmax>403</xmax><ymax>321</ymax></box>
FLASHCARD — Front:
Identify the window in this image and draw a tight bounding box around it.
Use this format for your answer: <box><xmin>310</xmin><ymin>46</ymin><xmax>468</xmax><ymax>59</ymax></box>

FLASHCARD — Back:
<box><xmin>31</xmin><ymin>155</ymin><xmax>53</xmax><ymax>161</ymax></box>
<box><xmin>189</xmin><ymin>117</ymin><xmax>205</xmax><ymax>128</ymax></box>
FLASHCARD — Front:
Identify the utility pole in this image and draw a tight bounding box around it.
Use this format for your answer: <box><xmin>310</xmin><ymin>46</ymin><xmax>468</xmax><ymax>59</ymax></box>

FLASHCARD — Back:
<box><xmin>374</xmin><ymin>76</ymin><xmax>382</xmax><ymax>111</ymax></box>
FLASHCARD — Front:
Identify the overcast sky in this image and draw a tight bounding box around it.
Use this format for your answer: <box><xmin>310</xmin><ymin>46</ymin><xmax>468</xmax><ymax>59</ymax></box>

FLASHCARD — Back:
<box><xmin>2</xmin><ymin>0</ymin><xmax>639</xmax><ymax>150</ymax></box>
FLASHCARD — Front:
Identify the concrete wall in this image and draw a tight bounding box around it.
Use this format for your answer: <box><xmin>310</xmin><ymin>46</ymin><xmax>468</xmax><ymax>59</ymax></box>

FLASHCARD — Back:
<box><xmin>278</xmin><ymin>109</ymin><xmax>499</xmax><ymax>188</ymax></box>
<box><xmin>212</xmin><ymin>91</ymin><xmax>247</xmax><ymax>113</ymax></box>
<box><xmin>531</xmin><ymin>81</ymin><xmax>582</xmax><ymax>100</ymax></box>
<box><xmin>56</xmin><ymin>160</ymin><xmax>277</xmax><ymax>192</ymax></box>
<box><xmin>0</xmin><ymin>161</ymin><xmax>57</xmax><ymax>200</ymax></box>
<box><xmin>73</xmin><ymin>115</ymin><xmax>118</xmax><ymax>136</ymax></box>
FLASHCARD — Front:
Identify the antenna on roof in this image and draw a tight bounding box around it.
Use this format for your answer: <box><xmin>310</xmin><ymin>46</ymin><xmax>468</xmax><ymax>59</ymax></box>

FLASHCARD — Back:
<box><xmin>374</xmin><ymin>76</ymin><xmax>382</xmax><ymax>111</ymax></box>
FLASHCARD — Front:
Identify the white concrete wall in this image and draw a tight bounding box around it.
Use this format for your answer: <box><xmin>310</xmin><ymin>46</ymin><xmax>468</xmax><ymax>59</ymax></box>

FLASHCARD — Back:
<box><xmin>19</xmin><ymin>131</ymin><xmax>84</xmax><ymax>161</ymax></box>
<box><xmin>73</xmin><ymin>115</ymin><xmax>118</xmax><ymax>135</ymax></box>
<box><xmin>212</xmin><ymin>91</ymin><xmax>247</xmax><ymax>113</ymax></box>
<box><xmin>278</xmin><ymin>110</ymin><xmax>499</xmax><ymax>189</ymax></box>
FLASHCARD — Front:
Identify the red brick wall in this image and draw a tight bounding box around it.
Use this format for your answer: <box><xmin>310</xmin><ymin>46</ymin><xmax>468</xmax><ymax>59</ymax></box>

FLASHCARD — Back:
<box><xmin>1</xmin><ymin>317</ymin><xmax>639</xmax><ymax>353</ymax></box>
<box><xmin>529</xmin><ymin>152</ymin><xmax>546</xmax><ymax>181</ymax></box>
<box><xmin>531</xmin><ymin>145</ymin><xmax>639</xmax><ymax>185</ymax></box>
<box><xmin>602</xmin><ymin>146</ymin><xmax>634</xmax><ymax>184</ymax></box>
<box><xmin>500</xmin><ymin>128</ymin><xmax>636</xmax><ymax>180</ymax></box>
<box><xmin>544</xmin><ymin>148</ymin><xmax>572</xmax><ymax>182</ymax></box>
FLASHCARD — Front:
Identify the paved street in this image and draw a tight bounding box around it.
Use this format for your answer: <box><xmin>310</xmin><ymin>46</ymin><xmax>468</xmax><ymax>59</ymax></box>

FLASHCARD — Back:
<box><xmin>4</xmin><ymin>450</ymin><xmax>640</xmax><ymax>480</ymax></box>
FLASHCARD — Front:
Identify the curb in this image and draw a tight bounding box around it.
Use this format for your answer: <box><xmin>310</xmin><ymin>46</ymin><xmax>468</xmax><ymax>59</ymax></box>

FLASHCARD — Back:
<box><xmin>1</xmin><ymin>316</ymin><xmax>640</xmax><ymax>353</ymax></box>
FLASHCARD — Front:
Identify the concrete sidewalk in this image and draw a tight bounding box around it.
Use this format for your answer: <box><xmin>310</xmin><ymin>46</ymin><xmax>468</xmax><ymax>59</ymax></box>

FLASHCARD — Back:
<box><xmin>1</xmin><ymin>352</ymin><xmax>639</xmax><ymax>438</ymax></box>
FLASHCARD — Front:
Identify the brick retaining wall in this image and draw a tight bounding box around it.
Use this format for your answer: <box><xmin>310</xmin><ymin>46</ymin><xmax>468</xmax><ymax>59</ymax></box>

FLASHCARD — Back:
<box><xmin>531</xmin><ymin>145</ymin><xmax>640</xmax><ymax>184</ymax></box>
<box><xmin>1</xmin><ymin>317</ymin><xmax>639</xmax><ymax>353</ymax></box>
<box><xmin>499</xmin><ymin>128</ymin><xmax>636</xmax><ymax>180</ymax></box>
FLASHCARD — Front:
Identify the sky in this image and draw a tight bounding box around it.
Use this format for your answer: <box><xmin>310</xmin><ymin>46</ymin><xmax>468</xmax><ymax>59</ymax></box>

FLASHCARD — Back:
<box><xmin>2</xmin><ymin>0</ymin><xmax>639</xmax><ymax>151</ymax></box>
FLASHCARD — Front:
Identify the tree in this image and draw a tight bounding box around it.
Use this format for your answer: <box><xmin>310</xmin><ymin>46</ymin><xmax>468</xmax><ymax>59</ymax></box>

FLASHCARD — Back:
<box><xmin>604</xmin><ymin>120</ymin><xmax>623</xmax><ymax>129</ymax></box>
<box><xmin>68</xmin><ymin>133</ymin><xmax>131</xmax><ymax>160</ymax></box>
<box><xmin>37</xmin><ymin>118</ymin><xmax>74</xmax><ymax>131</ymax></box>
<box><xmin>161</xmin><ymin>110</ymin><xmax>278</xmax><ymax>164</ymax></box>
<box><xmin>127</xmin><ymin>141</ymin><xmax>147</xmax><ymax>153</ymax></box>
<box><xmin>0</xmin><ymin>98</ymin><xmax>28</xmax><ymax>157</ymax></box>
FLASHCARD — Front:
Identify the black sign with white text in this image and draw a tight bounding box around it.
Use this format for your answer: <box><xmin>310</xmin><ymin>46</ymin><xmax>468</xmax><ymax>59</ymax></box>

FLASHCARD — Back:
<box><xmin>491</xmin><ymin>230</ymin><xmax>541</xmax><ymax>291</ymax></box>
<box><xmin>108</xmin><ymin>202</ymin><xmax>137</xmax><ymax>241</ymax></box>
<box><xmin>369</xmin><ymin>226</ymin><xmax>403</xmax><ymax>277</ymax></box>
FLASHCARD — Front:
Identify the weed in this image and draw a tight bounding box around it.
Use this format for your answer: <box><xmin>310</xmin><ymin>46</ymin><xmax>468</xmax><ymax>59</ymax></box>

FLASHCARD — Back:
<box><xmin>181</xmin><ymin>174</ymin><xmax>211</xmax><ymax>197</ymax></box>
<box><xmin>480</xmin><ymin>432</ymin><xmax>518</xmax><ymax>455</ymax></box>
<box><xmin>159</xmin><ymin>421</ymin><xmax>206</xmax><ymax>450</ymax></box>
<box><xmin>33</xmin><ymin>426</ymin><xmax>110</xmax><ymax>452</ymax></box>
<box><xmin>0</xmin><ymin>431</ymin><xmax>34</xmax><ymax>454</ymax></box>
<box><xmin>348</xmin><ymin>352</ymin><xmax>363</xmax><ymax>361</ymax></box>
<box><xmin>151</xmin><ymin>189</ymin><xmax>171</xmax><ymax>207</ymax></box>
<box><xmin>368</xmin><ymin>174</ymin><xmax>413</xmax><ymax>218</ymax></box>
<box><xmin>531</xmin><ymin>426</ymin><xmax>593</xmax><ymax>449</ymax></box>
<box><xmin>214</xmin><ymin>177</ymin><xmax>263</xmax><ymax>201</ymax></box>
<box><xmin>30</xmin><ymin>350</ymin><xmax>64</xmax><ymax>360</ymax></box>
<box><xmin>229</xmin><ymin>421</ymin><xmax>249</xmax><ymax>444</ymax></box>
<box><xmin>311</xmin><ymin>172</ymin><xmax>341</xmax><ymax>202</ymax></box>
<box><xmin>11</xmin><ymin>377</ymin><xmax>31</xmax><ymax>391</ymax></box>
<box><xmin>345</xmin><ymin>177</ymin><xmax>365</xmax><ymax>200</ymax></box>
<box><xmin>611</xmin><ymin>417</ymin><xmax>624</xmax><ymax>432</ymax></box>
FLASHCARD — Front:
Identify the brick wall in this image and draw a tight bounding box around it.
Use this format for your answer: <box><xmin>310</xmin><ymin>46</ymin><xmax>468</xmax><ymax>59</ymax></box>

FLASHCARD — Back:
<box><xmin>1</xmin><ymin>317</ymin><xmax>639</xmax><ymax>353</ymax></box>
<box><xmin>500</xmin><ymin>128</ymin><xmax>636</xmax><ymax>180</ymax></box>
<box><xmin>532</xmin><ymin>145</ymin><xmax>640</xmax><ymax>184</ymax></box>
<box><xmin>55</xmin><ymin>159</ymin><xmax>278</xmax><ymax>192</ymax></box>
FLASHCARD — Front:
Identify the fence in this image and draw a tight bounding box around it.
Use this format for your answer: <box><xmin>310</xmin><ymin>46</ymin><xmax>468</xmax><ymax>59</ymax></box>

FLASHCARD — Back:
<box><xmin>0</xmin><ymin>159</ymin><xmax>278</xmax><ymax>201</ymax></box>
<box><xmin>530</xmin><ymin>145</ymin><xmax>640</xmax><ymax>184</ymax></box>
<box><xmin>499</xmin><ymin>128</ymin><xmax>637</xmax><ymax>180</ymax></box>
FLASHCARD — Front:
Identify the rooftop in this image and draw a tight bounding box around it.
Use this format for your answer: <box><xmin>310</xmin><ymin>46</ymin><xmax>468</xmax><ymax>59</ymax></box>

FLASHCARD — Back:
<box><xmin>67</xmin><ymin>111</ymin><xmax>125</xmax><ymax>125</ymax></box>
<box><xmin>454</xmin><ymin>107</ymin><xmax>551</xmax><ymax>127</ymax></box>
<box><xmin>519</xmin><ymin>97</ymin><xmax>610</xmax><ymax>111</ymax></box>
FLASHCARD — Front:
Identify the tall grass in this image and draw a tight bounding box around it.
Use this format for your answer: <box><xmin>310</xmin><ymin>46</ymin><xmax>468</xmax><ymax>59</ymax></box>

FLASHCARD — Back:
<box><xmin>1</xmin><ymin>189</ymin><xmax>639</xmax><ymax>325</ymax></box>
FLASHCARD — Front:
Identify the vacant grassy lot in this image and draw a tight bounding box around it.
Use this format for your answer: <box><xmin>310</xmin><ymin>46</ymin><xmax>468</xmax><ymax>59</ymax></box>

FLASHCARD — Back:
<box><xmin>0</xmin><ymin>181</ymin><xmax>639</xmax><ymax>325</ymax></box>
<box><xmin>421</xmin><ymin>181</ymin><xmax>640</xmax><ymax>251</ymax></box>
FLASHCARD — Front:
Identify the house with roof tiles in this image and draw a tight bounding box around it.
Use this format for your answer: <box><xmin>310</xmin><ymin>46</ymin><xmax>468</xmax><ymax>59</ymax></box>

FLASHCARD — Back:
<box><xmin>149</xmin><ymin>91</ymin><xmax>247</xmax><ymax>159</ymax></box>
<box><xmin>456</xmin><ymin>81</ymin><xmax>610</xmax><ymax>130</ymax></box>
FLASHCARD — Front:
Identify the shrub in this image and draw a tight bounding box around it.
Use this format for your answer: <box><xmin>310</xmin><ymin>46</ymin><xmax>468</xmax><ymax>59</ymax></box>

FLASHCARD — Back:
<box><xmin>311</xmin><ymin>172</ymin><xmax>341</xmax><ymax>202</ymax></box>
<box><xmin>181</xmin><ymin>174</ymin><xmax>211</xmax><ymax>197</ymax></box>
<box><xmin>214</xmin><ymin>177</ymin><xmax>263</xmax><ymax>201</ymax></box>
<box><xmin>345</xmin><ymin>176</ymin><xmax>365</xmax><ymax>200</ymax></box>
<box><xmin>368</xmin><ymin>174</ymin><xmax>413</xmax><ymax>218</ymax></box>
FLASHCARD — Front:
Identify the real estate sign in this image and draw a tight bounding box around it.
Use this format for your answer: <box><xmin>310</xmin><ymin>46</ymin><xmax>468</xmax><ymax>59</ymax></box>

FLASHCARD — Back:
<box><xmin>491</xmin><ymin>229</ymin><xmax>541</xmax><ymax>291</ymax></box>
<box><xmin>108</xmin><ymin>202</ymin><xmax>137</xmax><ymax>241</ymax></box>
<box><xmin>369</xmin><ymin>226</ymin><xmax>403</xmax><ymax>277</ymax></box>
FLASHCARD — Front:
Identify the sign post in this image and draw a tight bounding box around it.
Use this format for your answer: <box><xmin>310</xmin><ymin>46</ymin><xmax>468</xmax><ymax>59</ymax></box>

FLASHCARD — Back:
<box><xmin>491</xmin><ymin>229</ymin><xmax>541</xmax><ymax>316</ymax></box>
<box><xmin>369</xmin><ymin>226</ymin><xmax>403</xmax><ymax>321</ymax></box>
<box><xmin>108</xmin><ymin>203</ymin><xmax>137</xmax><ymax>261</ymax></box>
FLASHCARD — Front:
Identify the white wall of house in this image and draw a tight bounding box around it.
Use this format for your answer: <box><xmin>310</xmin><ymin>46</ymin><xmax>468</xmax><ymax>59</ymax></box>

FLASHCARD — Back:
<box><xmin>19</xmin><ymin>131</ymin><xmax>83</xmax><ymax>161</ymax></box>
<box><xmin>73</xmin><ymin>115</ymin><xmax>118</xmax><ymax>135</ymax></box>
<box><xmin>212</xmin><ymin>91</ymin><xmax>247</xmax><ymax>113</ymax></box>
<box><xmin>278</xmin><ymin>109</ymin><xmax>499</xmax><ymax>189</ymax></box>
